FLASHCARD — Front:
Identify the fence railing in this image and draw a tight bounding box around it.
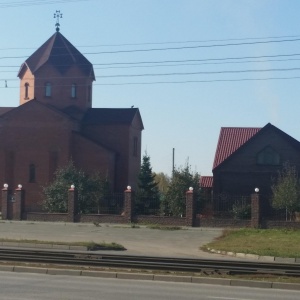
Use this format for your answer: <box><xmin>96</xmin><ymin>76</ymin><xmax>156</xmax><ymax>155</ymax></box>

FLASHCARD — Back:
<box><xmin>198</xmin><ymin>194</ymin><xmax>251</xmax><ymax>220</ymax></box>
<box><xmin>86</xmin><ymin>193</ymin><xmax>124</xmax><ymax>215</ymax></box>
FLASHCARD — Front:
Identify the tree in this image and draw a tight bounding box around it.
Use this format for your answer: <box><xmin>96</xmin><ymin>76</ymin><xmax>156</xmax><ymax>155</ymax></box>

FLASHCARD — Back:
<box><xmin>136</xmin><ymin>153</ymin><xmax>160</xmax><ymax>214</ymax></box>
<box><xmin>271</xmin><ymin>162</ymin><xmax>300</xmax><ymax>220</ymax></box>
<box><xmin>163</xmin><ymin>163</ymin><xmax>200</xmax><ymax>216</ymax></box>
<box><xmin>43</xmin><ymin>161</ymin><xmax>110</xmax><ymax>213</ymax></box>
<box><xmin>154</xmin><ymin>172</ymin><xmax>171</xmax><ymax>194</ymax></box>
<box><xmin>154</xmin><ymin>172</ymin><xmax>171</xmax><ymax>215</ymax></box>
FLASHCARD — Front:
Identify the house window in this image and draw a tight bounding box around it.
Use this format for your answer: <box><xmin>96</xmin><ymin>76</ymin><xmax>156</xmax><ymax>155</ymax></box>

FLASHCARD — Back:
<box><xmin>45</xmin><ymin>82</ymin><xmax>52</xmax><ymax>97</ymax></box>
<box><xmin>29</xmin><ymin>163</ymin><xmax>36</xmax><ymax>183</ymax></box>
<box><xmin>133</xmin><ymin>137</ymin><xmax>138</xmax><ymax>157</ymax></box>
<box><xmin>257</xmin><ymin>146</ymin><xmax>280</xmax><ymax>165</ymax></box>
<box><xmin>24</xmin><ymin>83</ymin><xmax>29</xmax><ymax>99</ymax></box>
<box><xmin>71</xmin><ymin>83</ymin><xmax>77</xmax><ymax>98</ymax></box>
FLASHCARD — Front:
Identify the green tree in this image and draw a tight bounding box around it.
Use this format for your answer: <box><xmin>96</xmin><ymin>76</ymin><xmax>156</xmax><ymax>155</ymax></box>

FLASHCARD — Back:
<box><xmin>163</xmin><ymin>163</ymin><xmax>200</xmax><ymax>216</ymax></box>
<box><xmin>271</xmin><ymin>162</ymin><xmax>300</xmax><ymax>220</ymax></box>
<box><xmin>154</xmin><ymin>172</ymin><xmax>171</xmax><ymax>215</ymax></box>
<box><xmin>43</xmin><ymin>161</ymin><xmax>110</xmax><ymax>213</ymax></box>
<box><xmin>154</xmin><ymin>172</ymin><xmax>171</xmax><ymax>194</ymax></box>
<box><xmin>136</xmin><ymin>153</ymin><xmax>160</xmax><ymax>214</ymax></box>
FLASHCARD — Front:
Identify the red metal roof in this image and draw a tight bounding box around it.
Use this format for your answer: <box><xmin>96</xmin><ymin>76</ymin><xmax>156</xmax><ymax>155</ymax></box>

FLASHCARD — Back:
<box><xmin>200</xmin><ymin>176</ymin><xmax>213</xmax><ymax>188</ymax></box>
<box><xmin>213</xmin><ymin>127</ymin><xmax>261</xmax><ymax>170</ymax></box>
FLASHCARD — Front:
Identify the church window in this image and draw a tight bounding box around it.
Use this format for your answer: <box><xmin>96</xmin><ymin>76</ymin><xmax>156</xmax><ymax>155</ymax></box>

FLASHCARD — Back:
<box><xmin>29</xmin><ymin>163</ymin><xmax>36</xmax><ymax>183</ymax></box>
<box><xmin>45</xmin><ymin>82</ymin><xmax>52</xmax><ymax>97</ymax></box>
<box><xmin>71</xmin><ymin>83</ymin><xmax>77</xmax><ymax>98</ymax></box>
<box><xmin>257</xmin><ymin>146</ymin><xmax>280</xmax><ymax>165</ymax></box>
<box><xmin>133</xmin><ymin>137</ymin><xmax>138</xmax><ymax>157</ymax></box>
<box><xmin>88</xmin><ymin>85</ymin><xmax>92</xmax><ymax>102</ymax></box>
<box><xmin>24</xmin><ymin>83</ymin><xmax>29</xmax><ymax>99</ymax></box>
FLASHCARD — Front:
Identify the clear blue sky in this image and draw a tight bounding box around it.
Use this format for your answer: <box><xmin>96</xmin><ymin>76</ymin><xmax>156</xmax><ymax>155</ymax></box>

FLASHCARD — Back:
<box><xmin>1</xmin><ymin>0</ymin><xmax>300</xmax><ymax>176</ymax></box>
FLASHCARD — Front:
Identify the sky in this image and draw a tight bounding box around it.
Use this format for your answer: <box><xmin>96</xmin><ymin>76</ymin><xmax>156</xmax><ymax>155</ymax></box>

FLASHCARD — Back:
<box><xmin>1</xmin><ymin>0</ymin><xmax>300</xmax><ymax>177</ymax></box>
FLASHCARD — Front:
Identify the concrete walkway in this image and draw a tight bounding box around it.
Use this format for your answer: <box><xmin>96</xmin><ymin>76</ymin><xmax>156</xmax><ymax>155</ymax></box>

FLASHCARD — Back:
<box><xmin>0</xmin><ymin>221</ymin><xmax>230</xmax><ymax>259</ymax></box>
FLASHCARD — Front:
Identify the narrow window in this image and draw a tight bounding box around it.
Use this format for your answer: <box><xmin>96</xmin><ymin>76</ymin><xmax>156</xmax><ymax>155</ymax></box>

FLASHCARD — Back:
<box><xmin>133</xmin><ymin>137</ymin><xmax>138</xmax><ymax>157</ymax></box>
<box><xmin>45</xmin><ymin>82</ymin><xmax>52</xmax><ymax>97</ymax></box>
<box><xmin>88</xmin><ymin>85</ymin><xmax>92</xmax><ymax>102</ymax></box>
<box><xmin>24</xmin><ymin>83</ymin><xmax>29</xmax><ymax>99</ymax></box>
<box><xmin>71</xmin><ymin>83</ymin><xmax>77</xmax><ymax>98</ymax></box>
<box><xmin>29</xmin><ymin>163</ymin><xmax>36</xmax><ymax>183</ymax></box>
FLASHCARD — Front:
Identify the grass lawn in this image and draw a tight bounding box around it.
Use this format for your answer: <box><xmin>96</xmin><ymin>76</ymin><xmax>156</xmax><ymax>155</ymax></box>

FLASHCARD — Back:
<box><xmin>203</xmin><ymin>228</ymin><xmax>300</xmax><ymax>258</ymax></box>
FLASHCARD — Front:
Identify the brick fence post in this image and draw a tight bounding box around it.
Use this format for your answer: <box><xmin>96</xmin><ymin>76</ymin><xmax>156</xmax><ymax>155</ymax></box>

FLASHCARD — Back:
<box><xmin>1</xmin><ymin>184</ymin><xmax>9</xmax><ymax>220</ymax></box>
<box><xmin>68</xmin><ymin>185</ymin><xmax>78</xmax><ymax>222</ymax></box>
<box><xmin>186</xmin><ymin>187</ymin><xmax>195</xmax><ymax>227</ymax></box>
<box><xmin>14</xmin><ymin>184</ymin><xmax>24</xmax><ymax>220</ymax></box>
<box><xmin>251</xmin><ymin>192</ymin><xmax>261</xmax><ymax>228</ymax></box>
<box><xmin>124</xmin><ymin>186</ymin><xmax>134</xmax><ymax>223</ymax></box>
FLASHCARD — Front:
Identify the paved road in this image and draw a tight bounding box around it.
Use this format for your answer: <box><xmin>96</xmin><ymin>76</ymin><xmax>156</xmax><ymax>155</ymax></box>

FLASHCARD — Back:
<box><xmin>1</xmin><ymin>271</ymin><xmax>300</xmax><ymax>300</ymax></box>
<box><xmin>0</xmin><ymin>221</ymin><xmax>228</xmax><ymax>258</ymax></box>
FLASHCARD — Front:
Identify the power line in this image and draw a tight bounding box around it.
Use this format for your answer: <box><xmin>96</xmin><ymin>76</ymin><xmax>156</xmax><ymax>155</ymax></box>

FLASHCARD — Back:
<box><xmin>2</xmin><ymin>75</ymin><xmax>300</xmax><ymax>89</ymax></box>
<box><xmin>4</xmin><ymin>66</ymin><xmax>300</xmax><ymax>82</ymax></box>
<box><xmin>92</xmin><ymin>53</ymin><xmax>300</xmax><ymax>66</ymax></box>
<box><xmin>0</xmin><ymin>0</ymin><xmax>92</xmax><ymax>8</ymax></box>
<box><xmin>2</xmin><ymin>53</ymin><xmax>300</xmax><ymax>69</ymax></box>
<box><xmin>83</xmin><ymin>38</ymin><xmax>300</xmax><ymax>55</ymax></box>
<box><xmin>1</xmin><ymin>37</ymin><xmax>299</xmax><ymax>61</ymax></box>
<box><xmin>93</xmin><ymin>58</ymin><xmax>300</xmax><ymax>70</ymax></box>
<box><xmin>95</xmin><ymin>67</ymin><xmax>300</xmax><ymax>79</ymax></box>
<box><xmin>0</xmin><ymin>34</ymin><xmax>299</xmax><ymax>51</ymax></box>
<box><xmin>94</xmin><ymin>76</ymin><xmax>300</xmax><ymax>85</ymax></box>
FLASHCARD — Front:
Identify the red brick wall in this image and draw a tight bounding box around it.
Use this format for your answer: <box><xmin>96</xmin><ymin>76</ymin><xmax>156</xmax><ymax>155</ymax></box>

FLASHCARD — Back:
<box><xmin>0</xmin><ymin>102</ymin><xmax>77</xmax><ymax>208</ymax></box>
<box><xmin>71</xmin><ymin>133</ymin><xmax>116</xmax><ymax>186</ymax></box>
<box><xmin>82</xmin><ymin>123</ymin><xmax>141</xmax><ymax>192</ymax></box>
<box><xmin>19</xmin><ymin>63</ymin><xmax>94</xmax><ymax>110</ymax></box>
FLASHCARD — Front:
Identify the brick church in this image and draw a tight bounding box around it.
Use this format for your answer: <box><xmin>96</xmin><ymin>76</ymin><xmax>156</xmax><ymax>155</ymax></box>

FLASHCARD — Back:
<box><xmin>0</xmin><ymin>27</ymin><xmax>143</xmax><ymax>211</ymax></box>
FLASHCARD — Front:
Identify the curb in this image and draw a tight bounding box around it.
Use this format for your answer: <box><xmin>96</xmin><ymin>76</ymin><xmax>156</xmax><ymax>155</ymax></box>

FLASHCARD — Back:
<box><xmin>206</xmin><ymin>248</ymin><xmax>299</xmax><ymax>264</ymax></box>
<box><xmin>0</xmin><ymin>265</ymin><xmax>299</xmax><ymax>291</ymax></box>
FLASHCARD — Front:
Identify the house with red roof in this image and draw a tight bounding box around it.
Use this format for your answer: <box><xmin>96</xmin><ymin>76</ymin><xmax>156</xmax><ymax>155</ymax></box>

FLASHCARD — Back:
<box><xmin>211</xmin><ymin>123</ymin><xmax>300</xmax><ymax>196</ymax></box>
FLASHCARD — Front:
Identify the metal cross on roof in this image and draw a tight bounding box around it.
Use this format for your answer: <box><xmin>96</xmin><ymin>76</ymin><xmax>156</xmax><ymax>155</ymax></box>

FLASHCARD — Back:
<box><xmin>54</xmin><ymin>10</ymin><xmax>63</xmax><ymax>32</ymax></box>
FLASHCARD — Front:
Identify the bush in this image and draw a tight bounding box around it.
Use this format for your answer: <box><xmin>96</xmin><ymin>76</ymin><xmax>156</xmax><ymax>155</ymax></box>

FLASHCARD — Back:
<box><xmin>232</xmin><ymin>203</ymin><xmax>251</xmax><ymax>220</ymax></box>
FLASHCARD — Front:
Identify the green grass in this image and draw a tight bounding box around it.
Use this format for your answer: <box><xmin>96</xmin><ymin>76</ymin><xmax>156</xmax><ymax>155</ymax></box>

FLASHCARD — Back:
<box><xmin>203</xmin><ymin>228</ymin><xmax>300</xmax><ymax>258</ymax></box>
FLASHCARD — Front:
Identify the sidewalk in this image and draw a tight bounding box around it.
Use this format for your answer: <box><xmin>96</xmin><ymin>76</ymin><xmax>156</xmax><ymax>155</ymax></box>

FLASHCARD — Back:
<box><xmin>0</xmin><ymin>221</ymin><xmax>229</xmax><ymax>259</ymax></box>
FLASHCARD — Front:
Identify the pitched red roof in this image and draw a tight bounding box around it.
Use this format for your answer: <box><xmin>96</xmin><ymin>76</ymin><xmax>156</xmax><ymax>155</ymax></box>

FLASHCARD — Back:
<box><xmin>213</xmin><ymin>127</ymin><xmax>261</xmax><ymax>170</ymax></box>
<box><xmin>200</xmin><ymin>176</ymin><xmax>213</xmax><ymax>188</ymax></box>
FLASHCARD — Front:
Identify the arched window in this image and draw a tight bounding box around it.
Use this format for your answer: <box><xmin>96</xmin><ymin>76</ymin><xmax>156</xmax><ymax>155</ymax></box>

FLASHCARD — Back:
<box><xmin>88</xmin><ymin>85</ymin><xmax>92</xmax><ymax>102</ymax></box>
<box><xmin>24</xmin><ymin>83</ymin><xmax>29</xmax><ymax>99</ymax></box>
<box><xmin>71</xmin><ymin>83</ymin><xmax>77</xmax><ymax>98</ymax></box>
<box><xmin>257</xmin><ymin>146</ymin><xmax>280</xmax><ymax>165</ymax></box>
<box><xmin>29</xmin><ymin>163</ymin><xmax>36</xmax><ymax>183</ymax></box>
<box><xmin>133</xmin><ymin>137</ymin><xmax>138</xmax><ymax>157</ymax></box>
<box><xmin>45</xmin><ymin>82</ymin><xmax>52</xmax><ymax>97</ymax></box>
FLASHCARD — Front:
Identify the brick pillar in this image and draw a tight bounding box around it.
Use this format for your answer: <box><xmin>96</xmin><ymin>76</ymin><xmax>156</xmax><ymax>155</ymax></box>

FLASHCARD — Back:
<box><xmin>1</xmin><ymin>184</ymin><xmax>9</xmax><ymax>220</ymax></box>
<box><xmin>13</xmin><ymin>185</ymin><xmax>24</xmax><ymax>220</ymax></box>
<box><xmin>251</xmin><ymin>193</ymin><xmax>261</xmax><ymax>228</ymax></box>
<box><xmin>124</xmin><ymin>187</ymin><xmax>134</xmax><ymax>223</ymax></box>
<box><xmin>186</xmin><ymin>188</ymin><xmax>195</xmax><ymax>227</ymax></box>
<box><xmin>68</xmin><ymin>185</ymin><xmax>78</xmax><ymax>223</ymax></box>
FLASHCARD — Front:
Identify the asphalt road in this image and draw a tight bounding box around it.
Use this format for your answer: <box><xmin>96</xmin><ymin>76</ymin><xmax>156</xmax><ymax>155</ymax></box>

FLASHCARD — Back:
<box><xmin>0</xmin><ymin>221</ymin><xmax>227</xmax><ymax>258</ymax></box>
<box><xmin>1</xmin><ymin>271</ymin><xmax>300</xmax><ymax>300</ymax></box>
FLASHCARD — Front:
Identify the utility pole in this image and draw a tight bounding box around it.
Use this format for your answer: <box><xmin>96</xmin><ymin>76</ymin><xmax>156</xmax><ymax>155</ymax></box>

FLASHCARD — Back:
<box><xmin>172</xmin><ymin>148</ymin><xmax>175</xmax><ymax>177</ymax></box>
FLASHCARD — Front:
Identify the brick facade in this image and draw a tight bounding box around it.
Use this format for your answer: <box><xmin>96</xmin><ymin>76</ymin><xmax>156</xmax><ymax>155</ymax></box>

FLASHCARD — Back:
<box><xmin>0</xmin><ymin>30</ymin><xmax>143</xmax><ymax>211</ymax></box>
